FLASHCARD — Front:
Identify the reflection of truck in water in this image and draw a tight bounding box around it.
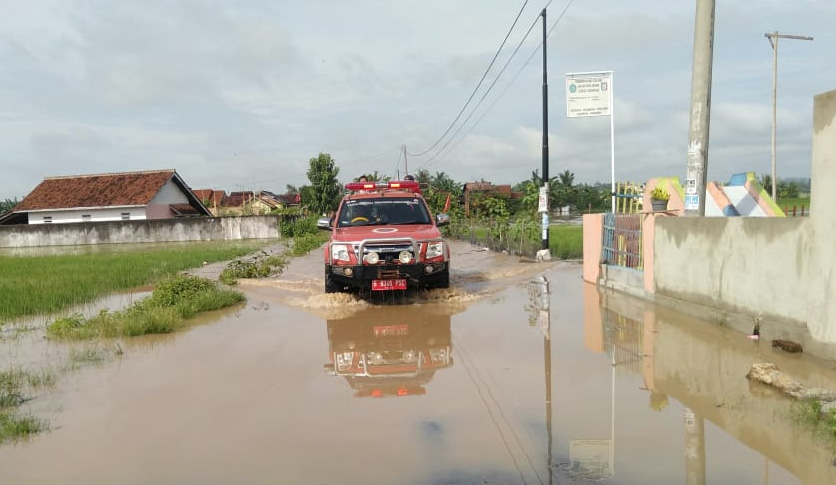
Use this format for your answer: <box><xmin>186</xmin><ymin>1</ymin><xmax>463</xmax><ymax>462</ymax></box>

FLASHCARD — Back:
<box><xmin>323</xmin><ymin>307</ymin><xmax>453</xmax><ymax>397</ymax></box>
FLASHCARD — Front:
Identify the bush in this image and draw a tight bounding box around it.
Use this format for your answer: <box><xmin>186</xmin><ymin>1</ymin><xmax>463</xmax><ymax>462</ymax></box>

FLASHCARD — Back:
<box><xmin>281</xmin><ymin>214</ymin><xmax>317</xmax><ymax>238</ymax></box>
<box><xmin>46</xmin><ymin>275</ymin><xmax>244</xmax><ymax>340</ymax></box>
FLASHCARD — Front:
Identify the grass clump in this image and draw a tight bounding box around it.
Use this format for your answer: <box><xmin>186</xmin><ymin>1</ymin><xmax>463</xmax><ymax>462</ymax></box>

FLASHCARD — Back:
<box><xmin>0</xmin><ymin>412</ymin><xmax>46</xmax><ymax>443</ymax></box>
<box><xmin>794</xmin><ymin>399</ymin><xmax>836</xmax><ymax>446</ymax></box>
<box><xmin>0</xmin><ymin>241</ymin><xmax>266</xmax><ymax>325</ymax></box>
<box><xmin>68</xmin><ymin>344</ymin><xmax>112</xmax><ymax>365</ymax></box>
<box><xmin>220</xmin><ymin>253</ymin><xmax>287</xmax><ymax>285</ymax></box>
<box><xmin>0</xmin><ymin>368</ymin><xmax>49</xmax><ymax>443</ymax></box>
<box><xmin>0</xmin><ymin>369</ymin><xmax>25</xmax><ymax>408</ymax></box>
<box><xmin>47</xmin><ymin>274</ymin><xmax>244</xmax><ymax>340</ymax></box>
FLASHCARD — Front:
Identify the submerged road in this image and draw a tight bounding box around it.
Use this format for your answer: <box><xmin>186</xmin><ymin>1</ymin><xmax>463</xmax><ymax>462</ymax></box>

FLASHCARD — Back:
<box><xmin>2</xmin><ymin>240</ymin><xmax>836</xmax><ymax>484</ymax></box>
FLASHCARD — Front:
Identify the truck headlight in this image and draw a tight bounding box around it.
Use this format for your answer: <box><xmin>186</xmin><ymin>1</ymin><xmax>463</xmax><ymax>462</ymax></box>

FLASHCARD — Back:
<box><xmin>425</xmin><ymin>241</ymin><xmax>444</xmax><ymax>260</ymax></box>
<box><xmin>364</xmin><ymin>252</ymin><xmax>380</xmax><ymax>264</ymax></box>
<box><xmin>336</xmin><ymin>352</ymin><xmax>354</xmax><ymax>371</ymax></box>
<box><xmin>331</xmin><ymin>244</ymin><xmax>350</xmax><ymax>262</ymax></box>
<box><xmin>430</xmin><ymin>348</ymin><xmax>448</xmax><ymax>364</ymax></box>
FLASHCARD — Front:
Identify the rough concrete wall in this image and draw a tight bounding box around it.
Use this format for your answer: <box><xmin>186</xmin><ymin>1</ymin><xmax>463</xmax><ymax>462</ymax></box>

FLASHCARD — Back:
<box><xmin>0</xmin><ymin>216</ymin><xmax>280</xmax><ymax>248</ymax></box>
<box><xmin>654</xmin><ymin>216</ymin><xmax>811</xmax><ymax>326</ymax></box>
<box><xmin>808</xmin><ymin>89</ymin><xmax>836</xmax><ymax>341</ymax></box>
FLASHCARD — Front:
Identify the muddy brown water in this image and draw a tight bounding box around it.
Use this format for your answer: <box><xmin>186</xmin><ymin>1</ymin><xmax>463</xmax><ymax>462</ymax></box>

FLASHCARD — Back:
<box><xmin>2</xmin><ymin>240</ymin><xmax>835</xmax><ymax>484</ymax></box>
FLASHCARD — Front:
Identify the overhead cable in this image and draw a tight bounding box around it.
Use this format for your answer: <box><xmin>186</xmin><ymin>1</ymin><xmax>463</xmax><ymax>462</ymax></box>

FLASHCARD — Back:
<box><xmin>407</xmin><ymin>0</ymin><xmax>531</xmax><ymax>157</ymax></box>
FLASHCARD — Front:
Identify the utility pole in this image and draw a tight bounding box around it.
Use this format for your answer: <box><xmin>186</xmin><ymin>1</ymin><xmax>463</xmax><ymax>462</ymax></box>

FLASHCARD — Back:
<box><xmin>403</xmin><ymin>144</ymin><xmax>409</xmax><ymax>176</ymax></box>
<box><xmin>540</xmin><ymin>8</ymin><xmax>550</xmax><ymax>251</ymax></box>
<box><xmin>684</xmin><ymin>0</ymin><xmax>716</xmax><ymax>216</ymax></box>
<box><xmin>765</xmin><ymin>31</ymin><xmax>813</xmax><ymax>202</ymax></box>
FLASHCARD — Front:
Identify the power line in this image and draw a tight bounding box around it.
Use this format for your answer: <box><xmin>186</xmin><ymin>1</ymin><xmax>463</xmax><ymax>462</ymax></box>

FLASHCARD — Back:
<box><xmin>418</xmin><ymin>0</ymin><xmax>576</xmax><ymax>170</ymax></box>
<box><xmin>407</xmin><ymin>0</ymin><xmax>532</xmax><ymax>158</ymax></box>
<box><xmin>417</xmin><ymin>10</ymin><xmax>544</xmax><ymax>170</ymax></box>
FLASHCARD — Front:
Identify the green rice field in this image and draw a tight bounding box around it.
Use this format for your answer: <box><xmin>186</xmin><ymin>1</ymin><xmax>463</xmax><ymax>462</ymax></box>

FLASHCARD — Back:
<box><xmin>0</xmin><ymin>241</ymin><xmax>269</xmax><ymax>325</ymax></box>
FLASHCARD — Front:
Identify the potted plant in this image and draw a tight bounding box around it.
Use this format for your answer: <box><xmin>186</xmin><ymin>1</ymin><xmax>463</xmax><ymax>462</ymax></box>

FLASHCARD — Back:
<box><xmin>649</xmin><ymin>186</ymin><xmax>669</xmax><ymax>211</ymax></box>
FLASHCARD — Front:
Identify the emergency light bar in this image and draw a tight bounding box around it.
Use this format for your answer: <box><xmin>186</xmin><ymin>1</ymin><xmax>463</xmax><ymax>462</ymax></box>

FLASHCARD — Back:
<box><xmin>344</xmin><ymin>180</ymin><xmax>420</xmax><ymax>191</ymax></box>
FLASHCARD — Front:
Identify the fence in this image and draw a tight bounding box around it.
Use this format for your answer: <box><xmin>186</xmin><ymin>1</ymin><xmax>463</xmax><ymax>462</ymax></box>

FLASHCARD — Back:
<box><xmin>614</xmin><ymin>181</ymin><xmax>644</xmax><ymax>214</ymax></box>
<box><xmin>448</xmin><ymin>218</ymin><xmax>543</xmax><ymax>258</ymax></box>
<box><xmin>601</xmin><ymin>307</ymin><xmax>644</xmax><ymax>375</ymax></box>
<box><xmin>601</xmin><ymin>213</ymin><xmax>643</xmax><ymax>270</ymax></box>
<box><xmin>783</xmin><ymin>205</ymin><xmax>808</xmax><ymax>217</ymax></box>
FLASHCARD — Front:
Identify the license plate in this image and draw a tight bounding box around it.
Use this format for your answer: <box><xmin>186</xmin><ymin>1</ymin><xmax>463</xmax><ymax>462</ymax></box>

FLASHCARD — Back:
<box><xmin>372</xmin><ymin>279</ymin><xmax>407</xmax><ymax>291</ymax></box>
<box><xmin>374</xmin><ymin>324</ymin><xmax>409</xmax><ymax>337</ymax></box>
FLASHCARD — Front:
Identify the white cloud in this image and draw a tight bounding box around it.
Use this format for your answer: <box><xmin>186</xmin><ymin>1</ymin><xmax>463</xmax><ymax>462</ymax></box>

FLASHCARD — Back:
<box><xmin>0</xmin><ymin>0</ymin><xmax>833</xmax><ymax>199</ymax></box>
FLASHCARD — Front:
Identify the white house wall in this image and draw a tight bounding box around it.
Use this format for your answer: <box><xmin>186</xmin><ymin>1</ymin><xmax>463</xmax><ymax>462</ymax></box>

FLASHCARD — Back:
<box><xmin>149</xmin><ymin>180</ymin><xmax>189</xmax><ymax>205</ymax></box>
<box><xmin>29</xmin><ymin>207</ymin><xmax>146</xmax><ymax>225</ymax></box>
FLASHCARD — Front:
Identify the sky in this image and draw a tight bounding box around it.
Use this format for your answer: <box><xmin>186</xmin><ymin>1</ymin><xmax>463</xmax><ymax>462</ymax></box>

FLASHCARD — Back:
<box><xmin>1</xmin><ymin>0</ymin><xmax>834</xmax><ymax>198</ymax></box>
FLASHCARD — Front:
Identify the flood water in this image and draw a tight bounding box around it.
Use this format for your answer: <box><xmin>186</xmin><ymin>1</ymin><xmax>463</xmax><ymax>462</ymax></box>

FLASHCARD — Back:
<box><xmin>2</xmin><ymin>240</ymin><xmax>836</xmax><ymax>484</ymax></box>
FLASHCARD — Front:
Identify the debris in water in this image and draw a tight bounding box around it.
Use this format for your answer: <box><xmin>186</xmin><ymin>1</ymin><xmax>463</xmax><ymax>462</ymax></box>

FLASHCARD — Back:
<box><xmin>746</xmin><ymin>363</ymin><xmax>836</xmax><ymax>400</ymax></box>
<box><xmin>772</xmin><ymin>339</ymin><xmax>802</xmax><ymax>353</ymax></box>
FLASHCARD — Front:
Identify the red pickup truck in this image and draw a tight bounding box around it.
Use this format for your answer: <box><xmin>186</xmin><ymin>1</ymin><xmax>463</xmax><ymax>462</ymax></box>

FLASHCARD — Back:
<box><xmin>317</xmin><ymin>180</ymin><xmax>451</xmax><ymax>293</ymax></box>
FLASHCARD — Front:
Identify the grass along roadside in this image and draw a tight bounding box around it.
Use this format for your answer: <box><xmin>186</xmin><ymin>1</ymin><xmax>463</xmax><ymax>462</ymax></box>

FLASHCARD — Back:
<box><xmin>221</xmin><ymin>217</ymin><xmax>328</xmax><ymax>284</ymax></box>
<box><xmin>451</xmin><ymin>220</ymin><xmax>583</xmax><ymax>260</ymax></box>
<box><xmin>47</xmin><ymin>274</ymin><xmax>245</xmax><ymax>340</ymax></box>
<box><xmin>0</xmin><ymin>241</ymin><xmax>268</xmax><ymax>325</ymax></box>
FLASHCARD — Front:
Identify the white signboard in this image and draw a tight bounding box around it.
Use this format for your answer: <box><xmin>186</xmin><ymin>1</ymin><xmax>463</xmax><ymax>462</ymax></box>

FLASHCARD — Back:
<box><xmin>685</xmin><ymin>194</ymin><xmax>699</xmax><ymax>210</ymax></box>
<box><xmin>566</xmin><ymin>73</ymin><xmax>612</xmax><ymax>118</ymax></box>
<box><xmin>538</xmin><ymin>185</ymin><xmax>549</xmax><ymax>213</ymax></box>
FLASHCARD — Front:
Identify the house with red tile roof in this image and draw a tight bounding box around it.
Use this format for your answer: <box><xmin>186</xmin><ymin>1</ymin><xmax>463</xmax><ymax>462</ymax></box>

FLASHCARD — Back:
<box><xmin>0</xmin><ymin>169</ymin><xmax>211</xmax><ymax>225</ymax></box>
<box><xmin>193</xmin><ymin>189</ymin><xmax>228</xmax><ymax>216</ymax></box>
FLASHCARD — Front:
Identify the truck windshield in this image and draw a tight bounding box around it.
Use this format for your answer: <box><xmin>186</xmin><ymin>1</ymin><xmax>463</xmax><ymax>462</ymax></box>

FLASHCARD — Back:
<box><xmin>337</xmin><ymin>197</ymin><xmax>432</xmax><ymax>227</ymax></box>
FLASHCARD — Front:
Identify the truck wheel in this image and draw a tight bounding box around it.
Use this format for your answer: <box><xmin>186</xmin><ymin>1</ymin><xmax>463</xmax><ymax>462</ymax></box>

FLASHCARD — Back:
<box><xmin>325</xmin><ymin>272</ymin><xmax>340</xmax><ymax>293</ymax></box>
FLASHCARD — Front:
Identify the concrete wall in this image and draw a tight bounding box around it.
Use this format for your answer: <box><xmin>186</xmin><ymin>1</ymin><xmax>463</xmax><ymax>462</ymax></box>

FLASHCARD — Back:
<box><xmin>654</xmin><ymin>88</ymin><xmax>836</xmax><ymax>346</ymax></box>
<box><xmin>654</xmin><ymin>217</ymin><xmax>811</xmax><ymax>325</ymax></box>
<box><xmin>0</xmin><ymin>215</ymin><xmax>280</xmax><ymax>248</ymax></box>
<box><xmin>807</xmin><ymin>90</ymin><xmax>836</xmax><ymax>342</ymax></box>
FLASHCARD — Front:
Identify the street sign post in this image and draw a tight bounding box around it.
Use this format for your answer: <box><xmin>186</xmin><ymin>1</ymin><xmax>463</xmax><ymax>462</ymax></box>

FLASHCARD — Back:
<box><xmin>566</xmin><ymin>71</ymin><xmax>615</xmax><ymax>212</ymax></box>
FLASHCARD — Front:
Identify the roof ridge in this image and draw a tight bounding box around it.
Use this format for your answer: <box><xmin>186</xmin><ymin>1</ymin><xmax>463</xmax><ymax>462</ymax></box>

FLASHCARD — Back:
<box><xmin>44</xmin><ymin>169</ymin><xmax>176</xmax><ymax>180</ymax></box>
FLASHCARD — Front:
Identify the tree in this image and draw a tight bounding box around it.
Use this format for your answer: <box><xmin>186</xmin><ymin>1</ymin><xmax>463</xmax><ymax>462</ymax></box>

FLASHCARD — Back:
<box><xmin>778</xmin><ymin>180</ymin><xmax>800</xmax><ymax>199</ymax></box>
<box><xmin>363</xmin><ymin>170</ymin><xmax>390</xmax><ymax>182</ymax></box>
<box><xmin>0</xmin><ymin>198</ymin><xmax>19</xmax><ymax>214</ymax></box>
<box><xmin>759</xmin><ymin>174</ymin><xmax>772</xmax><ymax>191</ymax></box>
<box><xmin>431</xmin><ymin>172</ymin><xmax>460</xmax><ymax>194</ymax></box>
<box><xmin>306</xmin><ymin>153</ymin><xmax>342</xmax><ymax>214</ymax></box>
<box><xmin>284</xmin><ymin>184</ymin><xmax>299</xmax><ymax>196</ymax></box>
<box><xmin>414</xmin><ymin>169</ymin><xmax>431</xmax><ymax>185</ymax></box>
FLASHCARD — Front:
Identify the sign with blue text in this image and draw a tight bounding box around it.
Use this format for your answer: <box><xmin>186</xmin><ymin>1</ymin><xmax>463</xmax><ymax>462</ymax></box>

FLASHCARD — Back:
<box><xmin>566</xmin><ymin>72</ymin><xmax>612</xmax><ymax>118</ymax></box>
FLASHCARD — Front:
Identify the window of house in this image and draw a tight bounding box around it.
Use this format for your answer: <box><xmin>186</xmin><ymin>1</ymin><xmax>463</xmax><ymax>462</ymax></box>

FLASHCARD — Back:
<box><xmin>82</xmin><ymin>214</ymin><xmax>91</xmax><ymax>222</ymax></box>
<box><xmin>121</xmin><ymin>213</ymin><xmax>130</xmax><ymax>220</ymax></box>
<box><xmin>43</xmin><ymin>216</ymin><xmax>52</xmax><ymax>223</ymax></box>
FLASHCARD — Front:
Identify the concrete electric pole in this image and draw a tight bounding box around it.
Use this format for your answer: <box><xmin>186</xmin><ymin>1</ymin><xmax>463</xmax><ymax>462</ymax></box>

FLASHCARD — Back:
<box><xmin>684</xmin><ymin>0</ymin><xmax>716</xmax><ymax>217</ymax></box>
<box><xmin>765</xmin><ymin>31</ymin><xmax>813</xmax><ymax>202</ymax></box>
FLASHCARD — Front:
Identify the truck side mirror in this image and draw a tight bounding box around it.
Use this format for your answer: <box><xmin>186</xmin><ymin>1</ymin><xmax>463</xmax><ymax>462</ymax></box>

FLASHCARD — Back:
<box><xmin>435</xmin><ymin>213</ymin><xmax>450</xmax><ymax>227</ymax></box>
<box><xmin>317</xmin><ymin>217</ymin><xmax>332</xmax><ymax>230</ymax></box>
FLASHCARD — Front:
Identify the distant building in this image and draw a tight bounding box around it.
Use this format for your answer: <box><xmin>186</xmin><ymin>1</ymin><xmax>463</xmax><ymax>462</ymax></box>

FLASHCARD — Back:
<box><xmin>193</xmin><ymin>189</ymin><xmax>228</xmax><ymax>215</ymax></box>
<box><xmin>0</xmin><ymin>169</ymin><xmax>211</xmax><ymax>225</ymax></box>
<box><xmin>462</xmin><ymin>181</ymin><xmax>522</xmax><ymax>216</ymax></box>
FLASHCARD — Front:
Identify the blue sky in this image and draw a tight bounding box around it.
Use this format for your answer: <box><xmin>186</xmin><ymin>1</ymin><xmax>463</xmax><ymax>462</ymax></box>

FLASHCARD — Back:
<box><xmin>1</xmin><ymin>0</ymin><xmax>834</xmax><ymax>198</ymax></box>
